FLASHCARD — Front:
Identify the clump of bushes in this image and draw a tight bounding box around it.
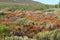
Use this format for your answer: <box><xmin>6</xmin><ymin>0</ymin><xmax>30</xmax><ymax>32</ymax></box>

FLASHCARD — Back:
<box><xmin>0</xmin><ymin>24</ymin><xmax>11</xmax><ymax>37</ymax></box>
<box><xmin>37</xmin><ymin>31</ymin><xmax>60</xmax><ymax>40</ymax></box>
<box><xmin>56</xmin><ymin>32</ymin><xmax>60</xmax><ymax>40</ymax></box>
<box><xmin>54</xmin><ymin>9</ymin><xmax>60</xmax><ymax>13</ymax></box>
<box><xmin>2</xmin><ymin>31</ymin><xmax>60</xmax><ymax>40</ymax></box>
<box><xmin>0</xmin><ymin>24</ymin><xmax>6</xmax><ymax>32</ymax></box>
<box><xmin>3</xmin><ymin>36</ymin><xmax>37</xmax><ymax>40</ymax></box>
<box><xmin>0</xmin><ymin>12</ymin><xmax>5</xmax><ymax>15</ymax></box>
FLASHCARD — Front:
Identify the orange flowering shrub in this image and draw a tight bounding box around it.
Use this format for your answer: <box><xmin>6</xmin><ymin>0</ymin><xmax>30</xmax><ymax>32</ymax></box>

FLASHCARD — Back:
<box><xmin>0</xmin><ymin>10</ymin><xmax>60</xmax><ymax>38</ymax></box>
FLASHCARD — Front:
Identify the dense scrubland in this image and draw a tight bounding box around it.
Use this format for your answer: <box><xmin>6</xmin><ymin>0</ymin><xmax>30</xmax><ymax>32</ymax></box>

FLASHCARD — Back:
<box><xmin>0</xmin><ymin>0</ymin><xmax>60</xmax><ymax>40</ymax></box>
<box><xmin>0</xmin><ymin>8</ymin><xmax>60</xmax><ymax>40</ymax></box>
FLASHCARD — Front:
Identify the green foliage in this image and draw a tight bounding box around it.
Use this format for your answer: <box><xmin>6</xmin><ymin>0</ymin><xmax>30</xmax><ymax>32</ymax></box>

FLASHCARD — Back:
<box><xmin>0</xmin><ymin>12</ymin><xmax>5</xmax><ymax>15</ymax></box>
<box><xmin>15</xmin><ymin>18</ymin><xmax>28</xmax><ymax>25</ymax></box>
<box><xmin>49</xmin><ymin>31</ymin><xmax>57</xmax><ymax>40</ymax></box>
<box><xmin>14</xmin><ymin>18</ymin><xmax>34</xmax><ymax>26</ymax></box>
<box><xmin>37</xmin><ymin>31</ymin><xmax>60</xmax><ymax>40</ymax></box>
<box><xmin>35</xmin><ymin>10</ymin><xmax>42</xmax><ymax>14</ymax></box>
<box><xmin>56</xmin><ymin>33</ymin><xmax>60</xmax><ymax>40</ymax></box>
<box><xmin>44</xmin><ymin>8</ymin><xmax>55</xmax><ymax>12</ymax></box>
<box><xmin>54</xmin><ymin>8</ymin><xmax>60</xmax><ymax>13</ymax></box>
<box><xmin>38</xmin><ymin>31</ymin><xmax>49</xmax><ymax>40</ymax></box>
<box><xmin>56</xmin><ymin>16</ymin><xmax>60</xmax><ymax>20</ymax></box>
<box><xmin>4</xmin><ymin>36</ymin><xmax>36</xmax><ymax>40</ymax></box>
<box><xmin>0</xmin><ymin>12</ymin><xmax>5</xmax><ymax>18</ymax></box>
<box><xmin>0</xmin><ymin>24</ymin><xmax>6</xmax><ymax>32</ymax></box>
<box><xmin>19</xmin><ymin>13</ymin><xmax>26</xmax><ymax>18</ymax></box>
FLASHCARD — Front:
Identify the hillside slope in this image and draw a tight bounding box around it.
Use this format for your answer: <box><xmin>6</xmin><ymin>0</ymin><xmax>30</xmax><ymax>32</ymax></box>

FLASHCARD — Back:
<box><xmin>0</xmin><ymin>0</ymin><xmax>49</xmax><ymax>10</ymax></box>
<box><xmin>0</xmin><ymin>0</ymin><xmax>42</xmax><ymax>4</ymax></box>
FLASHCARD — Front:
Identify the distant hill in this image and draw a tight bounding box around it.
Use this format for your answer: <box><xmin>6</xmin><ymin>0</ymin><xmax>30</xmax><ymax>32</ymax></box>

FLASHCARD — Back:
<box><xmin>0</xmin><ymin>0</ymin><xmax>42</xmax><ymax>4</ymax></box>
<box><xmin>0</xmin><ymin>0</ymin><xmax>50</xmax><ymax>10</ymax></box>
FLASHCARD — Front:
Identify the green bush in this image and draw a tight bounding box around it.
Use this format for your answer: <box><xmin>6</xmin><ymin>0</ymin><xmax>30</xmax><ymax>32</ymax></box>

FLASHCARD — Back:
<box><xmin>38</xmin><ymin>31</ymin><xmax>49</xmax><ymax>40</ymax></box>
<box><xmin>14</xmin><ymin>18</ymin><xmax>28</xmax><ymax>25</ymax></box>
<box><xmin>56</xmin><ymin>16</ymin><xmax>60</xmax><ymax>20</ymax></box>
<box><xmin>54</xmin><ymin>9</ymin><xmax>60</xmax><ymax>13</ymax></box>
<box><xmin>56</xmin><ymin>32</ymin><xmax>60</xmax><ymax>40</ymax></box>
<box><xmin>49</xmin><ymin>31</ymin><xmax>57</xmax><ymax>40</ymax></box>
<box><xmin>0</xmin><ymin>12</ymin><xmax>5</xmax><ymax>15</ymax></box>
<box><xmin>37</xmin><ymin>31</ymin><xmax>60</xmax><ymax>40</ymax></box>
<box><xmin>4</xmin><ymin>36</ymin><xmax>36</xmax><ymax>40</ymax></box>
<box><xmin>0</xmin><ymin>24</ymin><xmax>6</xmax><ymax>32</ymax></box>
